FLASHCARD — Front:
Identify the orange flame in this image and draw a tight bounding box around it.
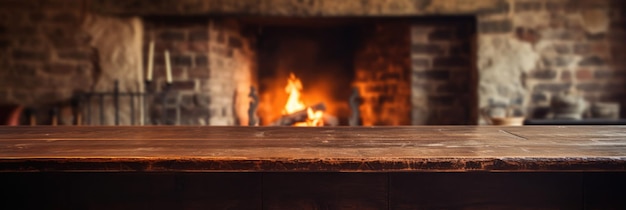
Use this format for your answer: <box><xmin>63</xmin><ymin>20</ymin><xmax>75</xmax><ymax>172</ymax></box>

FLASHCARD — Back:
<box><xmin>284</xmin><ymin>73</ymin><xmax>324</xmax><ymax>126</ymax></box>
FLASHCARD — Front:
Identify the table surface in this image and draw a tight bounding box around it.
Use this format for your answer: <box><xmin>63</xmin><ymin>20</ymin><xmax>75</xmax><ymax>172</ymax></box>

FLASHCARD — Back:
<box><xmin>1</xmin><ymin>126</ymin><xmax>625</xmax><ymax>172</ymax></box>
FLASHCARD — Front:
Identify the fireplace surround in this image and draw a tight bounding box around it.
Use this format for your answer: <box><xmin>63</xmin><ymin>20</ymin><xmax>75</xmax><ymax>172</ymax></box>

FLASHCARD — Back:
<box><xmin>0</xmin><ymin>0</ymin><xmax>624</xmax><ymax>125</ymax></box>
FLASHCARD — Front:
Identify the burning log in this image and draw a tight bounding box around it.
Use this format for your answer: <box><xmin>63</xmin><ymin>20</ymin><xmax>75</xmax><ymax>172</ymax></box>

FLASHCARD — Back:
<box><xmin>271</xmin><ymin>103</ymin><xmax>326</xmax><ymax>126</ymax></box>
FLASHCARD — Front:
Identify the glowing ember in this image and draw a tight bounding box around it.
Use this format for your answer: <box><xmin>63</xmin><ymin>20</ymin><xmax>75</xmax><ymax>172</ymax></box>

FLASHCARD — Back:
<box><xmin>283</xmin><ymin>73</ymin><xmax>324</xmax><ymax>126</ymax></box>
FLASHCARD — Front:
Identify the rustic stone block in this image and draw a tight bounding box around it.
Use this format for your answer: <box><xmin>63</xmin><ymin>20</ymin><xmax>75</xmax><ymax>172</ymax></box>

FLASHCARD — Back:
<box><xmin>533</xmin><ymin>83</ymin><xmax>571</xmax><ymax>93</ymax></box>
<box><xmin>228</xmin><ymin>36</ymin><xmax>243</xmax><ymax>49</ymax></box>
<box><xmin>478</xmin><ymin>20</ymin><xmax>512</xmax><ymax>34</ymax></box>
<box><xmin>411</xmin><ymin>43</ymin><xmax>444</xmax><ymax>55</ymax></box>
<box><xmin>531</xmin><ymin>69</ymin><xmax>558</xmax><ymax>80</ymax></box>
<box><xmin>433</xmin><ymin>56</ymin><xmax>470</xmax><ymax>67</ymax></box>
<box><xmin>12</xmin><ymin>49</ymin><xmax>48</xmax><ymax>61</ymax></box>
<box><xmin>189</xmin><ymin>29</ymin><xmax>208</xmax><ymax>41</ymax></box>
<box><xmin>579</xmin><ymin>56</ymin><xmax>606</xmax><ymax>66</ymax></box>
<box><xmin>44</xmin><ymin>63</ymin><xmax>76</xmax><ymax>75</ymax></box>
<box><xmin>194</xmin><ymin>55</ymin><xmax>208</xmax><ymax>67</ymax></box>
<box><xmin>159</xmin><ymin>30</ymin><xmax>185</xmax><ymax>41</ymax></box>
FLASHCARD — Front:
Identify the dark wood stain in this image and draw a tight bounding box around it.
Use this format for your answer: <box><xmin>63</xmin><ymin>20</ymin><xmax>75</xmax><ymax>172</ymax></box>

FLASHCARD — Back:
<box><xmin>0</xmin><ymin>126</ymin><xmax>625</xmax><ymax>172</ymax></box>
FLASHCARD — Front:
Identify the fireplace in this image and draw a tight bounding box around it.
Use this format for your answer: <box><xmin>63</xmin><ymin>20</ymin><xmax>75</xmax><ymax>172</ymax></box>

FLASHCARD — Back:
<box><xmin>0</xmin><ymin>0</ymin><xmax>624</xmax><ymax>126</ymax></box>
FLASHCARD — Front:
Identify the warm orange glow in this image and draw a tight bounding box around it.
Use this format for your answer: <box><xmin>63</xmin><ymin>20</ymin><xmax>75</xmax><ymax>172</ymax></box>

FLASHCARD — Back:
<box><xmin>283</xmin><ymin>73</ymin><xmax>306</xmax><ymax>115</ymax></box>
<box><xmin>283</xmin><ymin>73</ymin><xmax>324</xmax><ymax>126</ymax></box>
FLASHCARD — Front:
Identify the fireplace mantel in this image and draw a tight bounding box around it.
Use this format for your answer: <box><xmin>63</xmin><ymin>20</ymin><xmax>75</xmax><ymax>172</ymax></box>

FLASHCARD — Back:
<box><xmin>91</xmin><ymin>0</ymin><xmax>510</xmax><ymax>16</ymax></box>
<box><xmin>1</xmin><ymin>126</ymin><xmax>625</xmax><ymax>172</ymax></box>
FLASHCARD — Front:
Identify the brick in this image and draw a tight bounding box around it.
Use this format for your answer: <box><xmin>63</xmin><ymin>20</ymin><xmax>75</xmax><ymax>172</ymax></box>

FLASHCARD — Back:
<box><xmin>188</xmin><ymin>67</ymin><xmax>209</xmax><ymax>79</ymax></box>
<box><xmin>476</xmin><ymin>0</ymin><xmax>510</xmax><ymax>15</ymax></box>
<box><xmin>170</xmin><ymin>80</ymin><xmax>196</xmax><ymax>91</ymax></box>
<box><xmin>379</xmin><ymin>72</ymin><xmax>401</xmax><ymax>81</ymax></box>
<box><xmin>189</xmin><ymin>41</ymin><xmax>208</xmax><ymax>52</ymax></box>
<box><xmin>172</xmin><ymin>54</ymin><xmax>192</xmax><ymax>67</ymax></box>
<box><xmin>51</xmin><ymin>12</ymin><xmax>78</xmax><ymax>23</ymax></box>
<box><xmin>12</xmin><ymin>49</ymin><xmax>48</xmax><ymax>61</ymax></box>
<box><xmin>58</xmin><ymin>50</ymin><xmax>90</xmax><ymax>61</ymax></box>
<box><xmin>533</xmin><ymin>83</ymin><xmax>571</xmax><ymax>93</ymax></box>
<box><xmin>449</xmin><ymin>42</ymin><xmax>471</xmax><ymax>55</ymax></box>
<box><xmin>412</xmin><ymin>58</ymin><xmax>429</xmax><ymax>68</ymax></box>
<box><xmin>411</xmin><ymin>43</ymin><xmax>443</xmax><ymax>55</ymax></box>
<box><xmin>478</xmin><ymin>20</ymin><xmax>512</xmax><ymax>34</ymax></box>
<box><xmin>429</xmin><ymin>95</ymin><xmax>455</xmax><ymax>105</ymax></box>
<box><xmin>594</xmin><ymin>69</ymin><xmax>613</xmax><ymax>79</ymax></box>
<box><xmin>576</xmin><ymin>83</ymin><xmax>602</xmax><ymax>91</ymax></box>
<box><xmin>561</xmin><ymin>70</ymin><xmax>572</xmax><ymax>80</ymax></box>
<box><xmin>531</xmin><ymin>69</ymin><xmax>557</xmax><ymax>80</ymax></box>
<box><xmin>586</xmin><ymin>33</ymin><xmax>607</xmax><ymax>41</ymax></box>
<box><xmin>194</xmin><ymin>55</ymin><xmax>208</xmax><ymax>67</ymax></box>
<box><xmin>573</xmin><ymin>44</ymin><xmax>590</xmax><ymax>54</ymax></box>
<box><xmin>10</xmin><ymin>64</ymin><xmax>37</xmax><ymax>76</ymax></box>
<box><xmin>531</xmin><ymin>92</ymin><xmax>548</xmax><ymax>103</ymax></box>
<box><xmin>228</xmin><ymin>36</ymin><xmax>243</xmax><ymax>48</ymax></box>
<box><xmin>576</xmin><ymin>69</ymin><xmax>593</xmax><ymax>80</ymax></box>
<box><xmin>436</xmin><ymin>83</ymin><xmax>465</xmax><ymax>93</ymax></box>
<box><xmin>514</xmin><ymin>1</ymin><xmax>542</xmax><ymax>12</ymax></box>
<box><xmin>553</xmin><ymin>44</ymin><xmax>571</xmax><ymax>54</ymax></box>
<box><xmin>189</xmin><ymin>29</ymin><xmax>208</xmax><ymax>41</ymax></box>
<box><xmin>428</xmin><ymin>29</ymin><xmax>455</xmax><ymax>41</ymax></box>
<box><xmin>44</xmin><ymin>63</ymin><xmax>76</xmax><ymax>75</ymax></box>
<box><xmin>433</xmin><ymin>56</ymin><xmax>470</xmax><ymax>68</ymax></box>
<box><xmin>414</xmin><ymin>70</ymin><xmax>450</xmax><ymax>80</ymax></box>
<box><xmin>515</xmin><ymin>27</ymin><xmax>539</xmax><ymax>44</ymax></box>
<box><xmin>159</xmin><ymin>30</ymin><xmax>185</xmax><ymax>41</ymax></box>
<box><xmin>579</xmin><ymin>56</ymin><xmax>606</xmax><ymax>66</ymax></box>
<box><xmin>542</xmin><ymin>57</ymin><xmax>572</xmax><ymax>67</ymax></box>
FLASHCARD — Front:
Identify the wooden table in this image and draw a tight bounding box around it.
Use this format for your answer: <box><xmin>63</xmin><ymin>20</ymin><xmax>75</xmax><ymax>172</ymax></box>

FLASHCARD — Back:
<box><xmin>1</xmin><ymin>126</ymin><xmax>625</xmax><ymax>209</ymax></box>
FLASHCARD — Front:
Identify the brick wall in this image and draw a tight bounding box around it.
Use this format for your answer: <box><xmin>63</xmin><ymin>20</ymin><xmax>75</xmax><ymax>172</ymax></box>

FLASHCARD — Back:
<box><xmin>144</xmin><ymin>18</ymin><xmax>256</xmax><ymax>125</ymax></box>
<box><xmin>477</xmin><ymin>0</ymin><xmax>626</xmax><ymax>121</ymax></box>
<box><xmin>0</xmin><ymin>1</ymin><xmax>94</xmax><ymax>112</ymax></box>
<box><xmin>353</xmin><ymin>23</ymin><xmax>411</xmax><ymax>126</ymax></box>
<box><xmin>411</xmin><ymin>18</ymin><xmax>477</xmax><ymax>125</ymax></box>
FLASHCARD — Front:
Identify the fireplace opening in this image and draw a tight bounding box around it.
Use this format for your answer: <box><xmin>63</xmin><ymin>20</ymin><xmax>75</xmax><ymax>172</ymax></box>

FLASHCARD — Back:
<box><xmin>244</xmin><ymin>17</ymin><xmax>477</xmax><ymax>126</ymax></box>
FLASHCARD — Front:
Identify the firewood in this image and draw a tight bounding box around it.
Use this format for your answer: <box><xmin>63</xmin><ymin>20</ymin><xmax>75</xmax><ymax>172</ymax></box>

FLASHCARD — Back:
<box><xmin>271</xmin><ymin>103</ymin><xmax>326</xmax><ymax>126</ymax></box>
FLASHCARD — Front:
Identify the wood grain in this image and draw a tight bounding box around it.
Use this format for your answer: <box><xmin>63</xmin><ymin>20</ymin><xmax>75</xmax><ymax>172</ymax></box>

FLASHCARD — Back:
<box><xmin>0</xmin><ymin>126</ymin><xmax>625</xmax><ymax>172</ymax></box>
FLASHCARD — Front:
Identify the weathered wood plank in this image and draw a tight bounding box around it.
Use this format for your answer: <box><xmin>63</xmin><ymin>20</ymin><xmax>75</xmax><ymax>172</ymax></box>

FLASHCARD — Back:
<box><xmin>0</xmin><ymin>126</ymin><xmax>625</xmax><ymax>172</ymax></box>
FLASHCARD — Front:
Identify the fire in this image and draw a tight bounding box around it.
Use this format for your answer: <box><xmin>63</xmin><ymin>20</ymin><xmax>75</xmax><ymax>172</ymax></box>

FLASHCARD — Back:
<box><xmin>283</xmin><ymin>73</ymin><xmax>324</xmax><ymax>126</ymax></box>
